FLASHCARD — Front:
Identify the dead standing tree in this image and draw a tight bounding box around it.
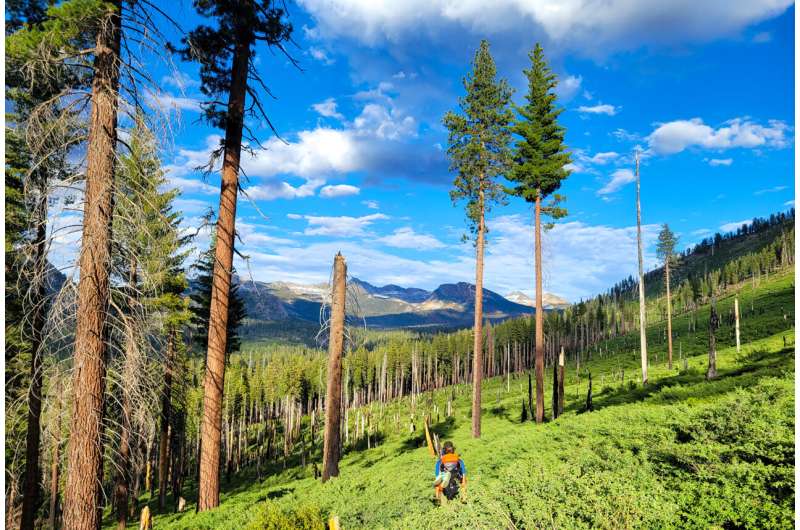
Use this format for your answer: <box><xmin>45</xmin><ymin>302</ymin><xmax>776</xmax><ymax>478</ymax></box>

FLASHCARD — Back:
<box><xmin>706</xmin><ymin>297</ymin><xmax>720</xmax><ymax>380</ymax></box>
<box><xmin>322</xmin><ymin>253</ymin><xmax>347</xmax><ymax>481</ymax></box>
<box><xmin>635</xmin><ymin>151</ymin><xmax>649</xmax><ymax>384</ymax></box>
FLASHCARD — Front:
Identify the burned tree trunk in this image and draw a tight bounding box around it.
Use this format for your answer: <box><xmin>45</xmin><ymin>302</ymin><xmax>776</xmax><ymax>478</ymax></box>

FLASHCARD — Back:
<box><xmin>322</xmin><ymin>253</ymin><xmax>346</xmax><ymax>481</ymax></box>
<box><xmin>585</xmin><ymin>372</ymin><xmax>593</xmax><ymax>412</ymax></box>
<box><xmin>665</xmin><ymin>257</ymin><xmax>673</xmax><ymax>370</ymax></box>
<box><xmin>198</xmin><ymin>32</ymin><xmax>250</xmax><ymax>512</ymax></box>
<box><xmin>158</xmin><ymin>330</ymin><xmax>175</xmax><ymax>509</ymax></box>
<box><xmin>63</xmin><ymin>3</ymin><xmax>122</xmax><ymax>528</ymax></box>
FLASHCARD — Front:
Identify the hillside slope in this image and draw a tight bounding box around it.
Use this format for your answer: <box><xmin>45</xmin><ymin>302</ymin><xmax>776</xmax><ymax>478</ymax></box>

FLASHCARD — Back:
<box><xmin>121</xmin><ymin>269</ymin><xmax>795</xmax><ymax>529</ymax></box>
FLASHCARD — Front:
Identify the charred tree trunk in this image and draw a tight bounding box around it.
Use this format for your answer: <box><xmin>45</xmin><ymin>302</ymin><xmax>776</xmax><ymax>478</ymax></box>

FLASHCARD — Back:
<box><xmin>534</xmin><ymin>193</ymin><xmax>545</xmax><ymax>423</ymax></box>
<box><xmin>21</xmin><ymin>209</ymin><xmax>48</xmax><ymax>530</ymax></box>
<box><xmin>63</xmin><ymin>3</ymin><xmax>121</xmax><ymax>528</ymax></box>
<box><xmin>471</xmin><ymin>190</ymin><xmax>485</xmax><ymax>438</ymax></box>
<box><xmin>158</xmin><ymin>330</ymin><xmax>175</xmax><ymax>509</ymax></box>
<box><xmin>322</xmin><ymin>253</ymin><xmax>346</xmax><ymax>481</ymax></box>
<box><xmin>198</xmin><ymin>31</ymin><xmax>250</xmax><ymax>512</ymax></box>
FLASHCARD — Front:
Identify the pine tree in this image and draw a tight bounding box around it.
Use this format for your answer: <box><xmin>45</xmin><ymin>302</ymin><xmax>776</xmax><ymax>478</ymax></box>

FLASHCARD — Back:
<box><xmin>443</xmin><ymin>40</ymin><xmax>513</xmax><ymax>438</ymax></box>
<box><xmin>189</xmin><ymin>239</ymin><xmax>246</xmax><ymax>357</ymax></box>
<box><xmin>111</xmin><ymin>117</ymin><xmax>193</xmax><ymax>526</ymax></box>
<box><xmin>656</xmin><ymin>224</ymin><xmax>679</xmax><ymax>370</ymax></box>
<box><xmin>173</xmin><ymin>1</ymin><xmax>294</xmax><ymax>509</ymax></box>
<box><xmin>506</xmin><ymin>43</ymin><xmax>571</xmax><ymax>424</ymax></box>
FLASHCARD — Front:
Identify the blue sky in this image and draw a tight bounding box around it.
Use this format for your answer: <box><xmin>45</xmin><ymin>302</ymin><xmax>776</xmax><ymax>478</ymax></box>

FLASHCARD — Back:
<box><xmin>51</xmin><ymin>1</ymin><xmax>796</xmax><ymax>302</ymax></box>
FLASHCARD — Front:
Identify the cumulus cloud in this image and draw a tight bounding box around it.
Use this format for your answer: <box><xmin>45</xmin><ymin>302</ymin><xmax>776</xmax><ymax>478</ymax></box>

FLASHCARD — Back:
<box><xmin>243</xmin><ymin>179</ymin><xmax>324</xmax><ymax>201</ymax></box>
<box><xmin>647</xmin><ymin>117</ymin><xmax>789</xmax><ymax>155</ymax></box>
<box><xmin>555</xmin><ymin>74</ymin><xmax>582</xmax><ymax>100</ymax></box>
<box><xmin>362</xmin><ymin>200</ymin><xmax>380</xmax><ymax>209</ymax></box>
<box><xmin>707</xmin><ymin>158</ymin><xmax>733</xmax><ymax>166</ymax></box>
<box><xmin>297</xmin><ymin>0</ymin><xmax>791</xmax><ymax>59</ymax></box>
<box><xmin>597</xmin><ymin>168</ymin><xmax>635</xmax><ymax>195</ymax></box>
<box><xmin>320</xmin><ymin>184</ymin><xmax>361</xmax><ymax>198</ymax></box>
<box><xmin>377</xmin><ymin>226</ymin><xmax>446</xmax><ymax>249</ymax></box>
<box><xmin>308</xmin><ymin>46</ymin><xmax>335</xmax><ymax>64</ymax></box>
<box><xmin>301</xmin><ymin>213</ymin><xmax>390</xmax><ymax>237</ymax></box>
<box><xmin>577</xmin><ymin>103</ymin><xmax>618</xmax><ymax>116</ymax></box>
<box><xmin>312</xmin><ymin>98</ymin><xmax>345</xmax><ymax>120</ymax></box>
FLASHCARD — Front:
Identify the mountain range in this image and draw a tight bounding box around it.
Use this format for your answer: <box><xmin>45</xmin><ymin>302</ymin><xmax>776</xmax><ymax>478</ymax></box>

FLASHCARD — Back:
<box><xmin>225</xmin><ymin>276</ymin><xmax>569</xmax><ymax>330</ymax></box>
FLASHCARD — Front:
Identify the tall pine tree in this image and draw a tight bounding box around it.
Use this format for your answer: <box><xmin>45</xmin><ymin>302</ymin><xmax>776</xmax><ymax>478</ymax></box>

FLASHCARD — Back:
<box><xmin>173</xmin><ymin>1</ymin><xmax>293</xmax><ymax>509</ymax></box>
<box><xmin>506</xmin><ymin>43</ymin><xmax>571</xmax><ymax>424</ymax></box>
<box><xmin>656</xmin><ymin>224</ymin><xmax>679</xmax><ymax>370</ymax></box>
<box><xmin>443</xmin><ymin>40</ymin><xmax>513</xmax><ymax>438</ymax></box>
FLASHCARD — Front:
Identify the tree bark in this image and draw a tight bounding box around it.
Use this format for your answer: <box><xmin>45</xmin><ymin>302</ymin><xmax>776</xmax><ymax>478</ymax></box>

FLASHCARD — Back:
<box><xmin>21</xmin><ymin>209</ymin><xmax>48</xmax><ymax>530</ymax></box>
<box><xmin>534</xmin><ymin>193</ymin><xmax>545</xmax><ymax>423</ymax></box>
<box><xmin>159</xmin><ymin>330</ymin><xmax>175</xmax><ymax>509</ymax></box>
<box><xmin>322</xmin><ymin>253</ymin><xmax>346</xmax><ymax>481</ymax></box>
<box><xmin>635</xmin><ymin>152</ymin><xmax>649</xmax><ymax>384</ymax></box>
<box><xmin>63</xmin><ymin>2</ymin><xmax>121</xmax><ymax>528</ymax></box>
<box><xmin>558</xmin><ymin>347</ymin><xmax>565</xmax><ymax>416</ymax></box>
<box><xmin>734</xmin><ymin>295</ymin><xmax>741</xmax><ymax>353</ymax></box>
<box><xmin>114</xmin><ymin>390</ymin><xmax>131</xmax><ymax>530</ymax></box>
<box><xmin>198</xmin><ymin>32</ymin><xmax>250</xmax><ymax>512</ymax></box>
<box><xmin>471</xmin><ymin>190</ymin><xmax>485</xmax><ymax>438</ymax></box>
<box><xmin>666</xmin><ymin>259</ymin><xmax>673</xmax><ymax>369</ymax></box>
<box><xmin>48</xmin><ymin>380</ymin><xmax>63</xmax><ymax>530</ymax></box>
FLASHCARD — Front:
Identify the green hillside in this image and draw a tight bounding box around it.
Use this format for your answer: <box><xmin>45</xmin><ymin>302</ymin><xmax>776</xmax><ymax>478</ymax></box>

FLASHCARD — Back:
<box><xmin>114</xmin><ymin>268</ymin><xmax>795</xmax><ymax>529</ymax></box>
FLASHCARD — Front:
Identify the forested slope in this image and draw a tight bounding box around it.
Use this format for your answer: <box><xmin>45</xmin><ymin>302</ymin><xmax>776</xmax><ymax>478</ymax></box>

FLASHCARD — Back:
<box><xmin>111</xmin><ymin>265</ymin><xmax>795</xmax><ymax>529</ymax></box>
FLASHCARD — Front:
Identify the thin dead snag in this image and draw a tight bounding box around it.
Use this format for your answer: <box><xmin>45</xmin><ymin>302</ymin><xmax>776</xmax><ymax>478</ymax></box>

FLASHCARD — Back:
<box><xmin>707</xmin><ymin>297</ymin><xmax>719</xmax><ymax>380</ymax></box>
<box><xmin>635</xmin><ymin>152</ymin><xmax>649</xmax><ymax>384</ymax></box>
<box><xmin>558</xmin><ymin>347</ymin><xmax>565</xmax><ymax>417</ymax></box>
<box><xmin>64</xmin><ymin>3</ymin><xmax>122</xmax><ymax>529</ymax></box>
<box><xmin>322</xmin><ymin>253</ymin><xmax>346</xmax><ymax>482</ymax></box>
<box><xmin>734</xmin><ymin>295</ymin><xmax>741</xmax><ymax>353</ymax></box>
<box><xmin>197</xmin><ymin>33</ymin><xmax>250</xmax><ymax>513</ymax></box>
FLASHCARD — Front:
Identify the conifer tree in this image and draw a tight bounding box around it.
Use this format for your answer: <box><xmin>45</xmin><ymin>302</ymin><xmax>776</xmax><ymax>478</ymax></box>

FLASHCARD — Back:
<box><xmin>443</xmin><ymin>40</ymin><xmax>513</xmax><ymax>438</ymax></box>
<box><xmin>111</xmin><ymin>117</ymin><xmax>193</xmax><ymax>525</ymax></box>
<box><xmin>656</xmin><ymin>224</ymin><xmax>679</xmax><ymax>370</ymax></box>
<box><xmin>506</xmin><ymin>43</ymin><xmax>571</xmax><ymax>424</ymax></box>
<box><xmin>189</xmin><ymin>240</ymin><xmax>246</xmax><ymax>357</ymax></box>
<box><xmin>173</xmin><ymin>1</ymin><xmax>294</xmax><ymax>509</ymax></box>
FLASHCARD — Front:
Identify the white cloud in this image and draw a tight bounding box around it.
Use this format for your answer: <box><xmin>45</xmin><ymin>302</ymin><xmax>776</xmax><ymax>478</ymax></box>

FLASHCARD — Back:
<box><xmin>362</xmin><ymin>200</ymin><xmax>380</xmax><ymax>209</ymax></box>
<box><xmin>611</xmin><ymin>128</ymin><xmax>641</xmax><ymax>142</ymax></box>
<box><xmin>308</xmin><ymin>46</ymin><xmax>335</xmax><ymax>65</ymax></box>
<box><xmin>320</xmin><ymin>184</ymin><xmax>361</xmax><ymax>198</ymax></box>
<box><xmin>161</xmin><ymin>71</ymin><xmax>200</xmax><ymax>91</ymax></box>
<box><xmin>784</xmin><ymin>200</ymin><xmax>795</xmax><ymax>207</ymax></box>
<box><xmin>588</xmin><ymin>151</ymin><xmax>619</xmax><ymax>165</ymax></box>
<box><xmin>754</xmin><ymin>185</ymin><xmax>787</xmax><ymax>195</ymax></box>
<box><xmin>147</xmin><ymin>91</ymin><xmax>202</xmax><ymax>112</ymax></box>
<box><xmin>647</xmin><ymin>117</ymin><xmax>789</xmax><ymax>155</ymax></box>
<box><xmin>707</xmin><ymin>158</ymin><xmax>733</xmax><ymax>166</ymax></box>
<box><xmin>353</xmin><ymin>103</ymin><xmax>416</xmax><ymax>139</ymax></box>
<box><xmin>691</xmin><ymin>228</ymin><xmax>713</xmax><ymax>237</ymax></box>
<box><xmin>312</xmin><ymin>98</ymin><xmax>345</xmax><ymax>120</ymax></box>
<box><xmin>297</xmin><ymin>0</ymin><xmax>791</xmax><ymax>58</ymax></box>
<box><xmin>577</xmin><ymin>103</ymin><xmax>618</xmax><ymax>116</ymax></box>
<box><xmin>301</xmin><ymin>213</ymin><xmax>389</xmax><ymax>237</ymax></box>
<box><xmin>720</xmin><ymin>219</ymin><xmax>752</xmax><ymax>232</ymax></box>
<box><xmin>555</xmin><ymin>74</ymin><xmax>582</xmax><ymax>100</ymax></box>
<box><xmin>165</xmin><ymin>174</ymin><xmax>218</xmax><ymax>195</ymax></box>
<box><xmin>174</xmin><ymin>198</ymin><xmax>212</xmax><ymax>214</ymax></box>
<box><xmin>243</xmin><ymin>179</ymin><xmax>324</xmax><ymax>201</ymax></box>
<box><xmin>597</xmin><ymin>168</ymin><xmax>635</xmax><ymax>195</ymax></box>
<box><xmin>377</xmin><ymin>227</ymin><xmax>446</xmax><ymax>249</ymax></box>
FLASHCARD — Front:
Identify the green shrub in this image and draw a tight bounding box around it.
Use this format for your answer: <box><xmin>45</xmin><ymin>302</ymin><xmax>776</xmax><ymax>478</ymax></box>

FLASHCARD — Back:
<box><xmin>244</xmin><ymin>501</ymin><xmax>325</xmax><ymax>530</ymax></box>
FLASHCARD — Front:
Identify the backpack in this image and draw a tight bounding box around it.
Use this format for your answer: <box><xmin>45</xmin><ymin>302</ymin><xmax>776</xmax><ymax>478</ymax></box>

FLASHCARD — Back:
<box><xmin>441</xmin><ymin>458</ymin><xmax>462</xmax><ymax>500</ymax></box>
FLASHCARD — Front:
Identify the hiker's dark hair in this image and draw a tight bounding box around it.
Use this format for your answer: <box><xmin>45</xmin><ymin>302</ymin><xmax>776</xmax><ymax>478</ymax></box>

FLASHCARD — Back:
<box><xmin>443</xmin><ymin>441</ymin><xmax>455</xmax><ymax>453</ymax></box>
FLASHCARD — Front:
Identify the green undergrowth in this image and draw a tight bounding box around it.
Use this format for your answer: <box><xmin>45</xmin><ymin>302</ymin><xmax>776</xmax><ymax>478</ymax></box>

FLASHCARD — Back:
<box><xmin>117</xmin><ymin>272</ymin><xmax>795</xmax><ymax>529</ymax></box>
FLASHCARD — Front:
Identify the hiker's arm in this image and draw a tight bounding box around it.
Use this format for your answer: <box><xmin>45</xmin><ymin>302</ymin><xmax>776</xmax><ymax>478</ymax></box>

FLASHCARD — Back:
<box><xmin>434</xmin><ymin>458</ymin><xmax>441</xmax><ymax>477</ymax></box>
<box><xmin>460</xmin><ymin>460</ymin><xmax>467</xmax><ymax>486</ymax></box>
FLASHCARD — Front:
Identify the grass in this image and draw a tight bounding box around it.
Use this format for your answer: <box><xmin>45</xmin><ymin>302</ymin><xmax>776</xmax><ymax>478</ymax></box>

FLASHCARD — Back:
<box><xmin>113</xmin><ymin>270</ymin><xmax>795</xmax><ymax>529</ymax></box>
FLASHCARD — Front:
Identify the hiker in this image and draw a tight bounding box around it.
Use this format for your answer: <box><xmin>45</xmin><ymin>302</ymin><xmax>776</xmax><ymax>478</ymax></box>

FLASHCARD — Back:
<box><xmin>434</xmin><ymin>441</ymin><xmax>466</xmax><ymax>503</ymax></box>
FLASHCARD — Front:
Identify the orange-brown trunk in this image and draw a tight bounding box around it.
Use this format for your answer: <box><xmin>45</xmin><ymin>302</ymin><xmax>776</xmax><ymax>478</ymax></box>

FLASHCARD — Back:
<box><xmin>471</xmin><ymin>191</ymin><xmax>485</xmax><ymax>438</ymax></box>
<box><xmin>63</xmin><ymin>2</ymin><xmax>121</xmax><ymax>528</ymax></box>
<box><xmin>534</xmin><ymin>194</ymin><xmax>544</xmax><ymax>423</ymax></box>
<box><xmin>197</xmin><ymin>33</ymin><xmax>250</xmax><ymax>511</ymax></box>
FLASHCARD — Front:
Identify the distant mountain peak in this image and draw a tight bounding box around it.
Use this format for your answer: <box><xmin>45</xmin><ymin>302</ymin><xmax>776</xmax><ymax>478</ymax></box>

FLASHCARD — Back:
<box><xmin>505</xmin><ymin>291</ymin><xmax>570</xmax><ymax>310</ymax></box>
